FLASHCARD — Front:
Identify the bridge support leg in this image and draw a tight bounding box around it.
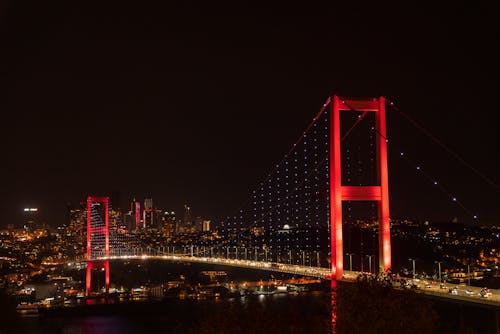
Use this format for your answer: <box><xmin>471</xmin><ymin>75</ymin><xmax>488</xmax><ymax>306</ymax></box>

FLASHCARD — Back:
<box><xmin>105</xmin><ymin>260</ymin><xmax>110</xmax><ymax>294</ymax></box>
<box><xmin>377</xmin><ymin>97</ymin><xmax>391</xmax><ymax>273</ymax></box>
<box><xmin>330</xmin><ymin>96</ymin><xmax>343</xmax><ymax>280</ymax></box>
<box><xmin>86</xmin><ymin>261</ymin><xmax>93</xmax><ymax>296</ymax></box>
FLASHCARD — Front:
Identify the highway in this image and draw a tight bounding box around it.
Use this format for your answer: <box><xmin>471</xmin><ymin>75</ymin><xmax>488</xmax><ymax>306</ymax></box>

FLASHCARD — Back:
<box><xmin>407</xmin><ymin>278</ymin><xmax>500</xmax><ymax>306</ymax></box>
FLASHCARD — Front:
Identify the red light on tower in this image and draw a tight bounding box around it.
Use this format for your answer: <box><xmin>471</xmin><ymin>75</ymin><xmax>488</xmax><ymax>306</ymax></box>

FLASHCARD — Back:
<box><xmin>329</xmin><ymin>96</ymin><xmax>391</xmax><ymax>280</ymax></box>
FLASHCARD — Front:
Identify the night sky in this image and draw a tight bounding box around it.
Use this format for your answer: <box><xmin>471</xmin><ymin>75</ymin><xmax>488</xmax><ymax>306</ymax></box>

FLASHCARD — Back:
<box><xmin>1</xmin><ymin>1</ymin><xmax>498</xmax><ymax>227</ymax></box>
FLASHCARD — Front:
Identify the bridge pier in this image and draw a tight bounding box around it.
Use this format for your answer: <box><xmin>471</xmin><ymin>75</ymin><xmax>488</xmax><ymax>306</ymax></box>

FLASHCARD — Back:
<box><xmin>86</xmin><ymin>260</ymin><xmax>109</xmax><ymax>296</ymax></box>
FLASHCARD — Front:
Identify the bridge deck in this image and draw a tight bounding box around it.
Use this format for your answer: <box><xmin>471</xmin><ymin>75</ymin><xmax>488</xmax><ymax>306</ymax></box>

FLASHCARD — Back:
<box><xmin>87</xmin><ymin>254</ymin><xmax>499</xmax><ymax>306</ymax></box>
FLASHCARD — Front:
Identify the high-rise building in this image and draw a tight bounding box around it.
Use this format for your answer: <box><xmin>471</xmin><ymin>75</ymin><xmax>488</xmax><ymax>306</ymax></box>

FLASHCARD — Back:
<box><xmin>202</xmin><ymin>220</ymin><xmax>211</xmax><ymax>232</ymax></box>
<box><xmin>144</xmin><ymin>198</ymin><xmax>153</xmax><ymax>211</ymax></box>
<box><xmin>129</xmin><ymin>198</ymin><xmax>141</xmax><ymax>230</ymax></box>
<box><xmin>123</xmin><ymin>212</ymin><xmax>135</xmax><ymax>232</ymax></box>
<box><xmin>194</xmin><ymin>216</ymin><xmax>203</xmax><ymax>232</ymax></box>
<box><xmin>143</xmin><ymin>198</ymin><xmax>162</xmax><ymax>228</ymax></box>
<box><xmin>161</xmin><ymin>211</ymin><xmax>176</xmax><ymax>236</ymax></box>
<box><xmin>144</xmin><ymin>209</ymin><xmax>162</xmax><ymax>229</ymax></box>
<box><xmin>23</xmin><ymin>208</ymin><xmax>40</xmax><ymax>230</ymax></box>
<box><xmin>183</xmin><ymin>204</ymin><xmax>192</xmax><ymax>225</ymax></box>
<box><xmin>177</xmin><ymin>204</ymin><xmax>193</xmax><ymax>234</ymax></box>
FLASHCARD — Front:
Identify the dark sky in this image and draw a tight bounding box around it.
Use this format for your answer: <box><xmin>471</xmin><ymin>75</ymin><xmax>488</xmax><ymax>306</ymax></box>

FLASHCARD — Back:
<box><xmin>1</xmin><ymin>1</ymin><xmax>498</xmax><ymax>226</ymax></box>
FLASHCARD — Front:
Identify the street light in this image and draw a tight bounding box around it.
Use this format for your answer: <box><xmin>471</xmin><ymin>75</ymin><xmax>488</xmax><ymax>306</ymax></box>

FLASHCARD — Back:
<box><xmin>409</xmin><ymin>258</ymin><xmax>416</xmax><ymax>279</ymax></box>
<box><xmin>467</xmin><ymin>264</ymin><xmax>471</xmax><ymax>287</ymax></box>
<box><xmin>435</xmin><ymin>261</ymin><xmax>442</xmax><ymax>282</ymax></box>
<box><xmin>366</xmin><ymin>255</ymin><xmax>374</xmax><ymax>274</ymax></box>
<box><xmin>346</xmin><ymin>253</ymin><xmax>354</xmax><ymax>272</ymax></box>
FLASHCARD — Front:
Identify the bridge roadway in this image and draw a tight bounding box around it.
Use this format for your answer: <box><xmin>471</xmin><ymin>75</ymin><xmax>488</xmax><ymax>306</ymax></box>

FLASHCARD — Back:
<box><xmin>94</xmin><ymin>254</ymin><xmax>331</xmax><ymax>279</ymax></box>
<box><xmin>89</xmin><ymin>254</ymin><xmax>500</xmax><ymax>307</ymax></box>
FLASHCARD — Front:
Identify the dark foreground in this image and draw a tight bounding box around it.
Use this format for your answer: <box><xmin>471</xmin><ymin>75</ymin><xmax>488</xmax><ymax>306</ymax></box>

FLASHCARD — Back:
<box><xmin>9</xmin><ymin>293</ymin><xmax>499</xmax><ymax>334</ymax></box>
<box><xmin>14</xmin><ymin>293</ymin><xmax>332</xmax><ymax>334</ymax></box>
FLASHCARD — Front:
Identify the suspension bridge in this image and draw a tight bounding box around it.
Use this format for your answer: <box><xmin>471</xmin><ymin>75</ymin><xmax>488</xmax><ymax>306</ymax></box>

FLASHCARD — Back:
<box><xmin>82</xmin><ymin>95</ymin><xmax>498</xmax><ymax>306</ymax></box>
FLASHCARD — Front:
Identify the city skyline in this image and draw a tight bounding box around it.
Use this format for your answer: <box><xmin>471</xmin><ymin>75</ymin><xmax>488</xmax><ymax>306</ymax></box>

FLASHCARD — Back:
<box><xmin>1</xmin><ymin>2</ymin><xmax>499</xmax><ymax>227</ymax></box>
<box><xmin>1</xmin><ymin>3</ymin><xmax>498</xmax><ymax>333</ymax></box>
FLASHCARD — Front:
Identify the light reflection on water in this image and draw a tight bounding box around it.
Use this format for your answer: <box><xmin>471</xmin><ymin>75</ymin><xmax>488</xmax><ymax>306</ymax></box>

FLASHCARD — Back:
<box><xmin>331</xmin><ymin>280</ymin><xmax>337</xmax><ymax>334</ymax></box>
<box><xmin>28</xmin><ymin>316</ymin><xmax>134</xmax><ymax>334</ymax></box>
<box><xmin>23</xmin><ymin>292</ymin><xmax>333</xmax><ymax>334</ymax></box>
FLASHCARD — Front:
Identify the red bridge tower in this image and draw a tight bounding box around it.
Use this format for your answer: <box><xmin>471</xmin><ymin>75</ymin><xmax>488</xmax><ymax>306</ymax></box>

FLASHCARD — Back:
<box><xmin>86</xmin><ymin>196</ymin><xmax>110</xmax><ymax>296</ymax></box>
<box><xmin>329</xmin><ymin>96</ymin><xmax>391</xmax><ymax>280</ymax></box>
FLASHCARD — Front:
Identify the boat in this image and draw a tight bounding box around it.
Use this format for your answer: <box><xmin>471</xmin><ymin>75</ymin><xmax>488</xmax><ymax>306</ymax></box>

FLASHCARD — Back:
<box><xmin>16</xmin><ymin>303</ymin><xmax>39</xmax><ymax>316</ymax></box>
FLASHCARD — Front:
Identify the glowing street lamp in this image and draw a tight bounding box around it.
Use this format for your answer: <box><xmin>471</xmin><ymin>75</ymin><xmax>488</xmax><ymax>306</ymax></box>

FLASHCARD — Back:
<box><xmin>409</xmin><ymin>258</ymin><xmax>416</xmax><ymax>278</ymax></box>
<box><xmin>366</xmin><ymin>255</ymin><xmax>374</xmax><ymax>274</ymax></box>
<box><xmin>435</xmin><ymin>261</ymin><xmax>442</xmax><ymax>282</ymax></box>
<box><xmin>346</xmin><ymin>253</ymin><xmax>354</xmax><ymax>272</ymax></box>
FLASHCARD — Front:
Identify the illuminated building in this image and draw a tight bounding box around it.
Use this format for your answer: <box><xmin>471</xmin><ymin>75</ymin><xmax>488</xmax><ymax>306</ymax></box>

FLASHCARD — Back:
<box><xmin>161</xmin><ymin>211</ymin><xmax>177</xmax><ymax>236</ymax></box>
<box><xmin>183</xmin><ymin>204</ymin><xmax>192</xmax><ymax>226</ymax></box>
<box><xmin>68</xmin><ymin>203</ymin><xmax>86</xmax><ymax>236</ymax></box>
<box><xmin>177</xmin><ymin>204</ymin><xmax>193</xmax><ymax>234</ymax></box>
<box><xmin>142</xmin><ymin>198</ymin><xmax>162</xmax><ymax>228</ymax></box>
<box><xmin>23</xmin><ymin>207</ymin><xmax>40</xmax><ymax>230</ymax></box>
<box><xmin>144</xmin><ymin>209</ymin><xmax>162</xmax><ymax>229</ymax></box>
<box><xmin>128</xmin><ymin>198</ymin><xmax>141</xmax><ymax>230</ymax></box>
<box><xmin>195</xmin><ymin>216</ymin><xmax>203</xmax><ymax>232</ymax></box>
<box><xmin>124</xmin><ymin>212</ymin><xmax>135</xmax><ymax>232</ymax></box>
<box><xmin>135</xmin><ymin>201</ymin><xmax>141</xmax><ymax>229</ymax></box>
<box><xmin>144</xmin><ymin>198</ymin><xmax>153</xmax><ymax>211</ymax></box>
<box><xmin>202</xmin><ymin>220</ymin><xmax>211</xmax><ymax>232</ymax></box>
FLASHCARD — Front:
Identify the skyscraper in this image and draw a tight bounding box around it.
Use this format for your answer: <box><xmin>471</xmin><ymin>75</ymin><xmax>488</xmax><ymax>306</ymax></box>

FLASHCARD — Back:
<box><xmin>161</xmin><ymin>211</ymin><xmax>176</xmax><ymax>236</ymax></box>
<box><xmin>177</xmin><ymin>204</ymin><xmax>193</xmax><ymax>234</ymax></box>
<box><xmin>202</xmin><ymin>220</ymin><xmax>211</xmax><ymax>232</ymax></box>
<box><xmin>183</xmin><ymin>204</ymin><xmax>192</xmax><ymax>225</ymax></box>
<box><xmin>144</xmin><ymin>198</ymin><xmax>153</xmax><ymax>211</ymax></box>
<box><xmin>23</xmin><ymin>207</ymin><xmax>40</xmax><ymax>230</ymax></box>
<box><xmin>143</xmin><ymin>198</ymin><xmax>161</xmax><ymax>228</ymax></box>
<box><xmin>129</xmin><ymin>198</ymin><xmax>141</xmax><ymax>230</ymax></box>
